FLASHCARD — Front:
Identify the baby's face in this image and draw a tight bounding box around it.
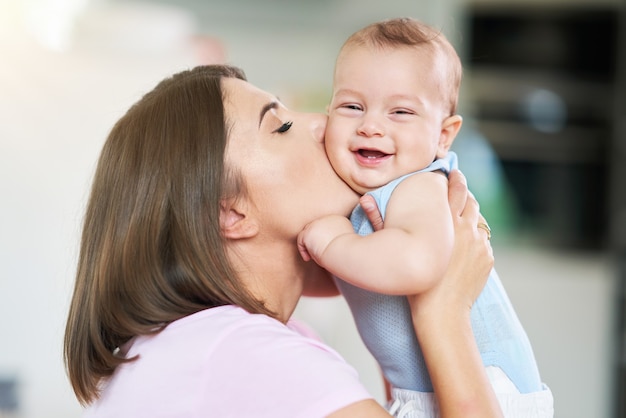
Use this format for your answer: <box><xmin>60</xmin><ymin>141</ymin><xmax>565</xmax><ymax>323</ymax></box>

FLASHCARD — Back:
<box><xmin>326</xmin><ymin>45</ymin><xmax>451</xmax><ymax>194</ymax></box>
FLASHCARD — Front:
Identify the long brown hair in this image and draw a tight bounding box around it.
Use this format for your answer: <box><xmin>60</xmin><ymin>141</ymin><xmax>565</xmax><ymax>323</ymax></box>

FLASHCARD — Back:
<box><xmin>64</xmin><ymin>65</ymin><xmax>273</xmax><ymax>405</ymax></box>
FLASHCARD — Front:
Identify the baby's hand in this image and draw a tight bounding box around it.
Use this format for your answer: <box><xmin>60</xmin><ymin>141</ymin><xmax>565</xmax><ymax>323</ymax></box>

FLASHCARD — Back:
<box><xmin>297</xmin><ymin>215</ymin><xmax>354</xmax><ymax>264</ymax></box>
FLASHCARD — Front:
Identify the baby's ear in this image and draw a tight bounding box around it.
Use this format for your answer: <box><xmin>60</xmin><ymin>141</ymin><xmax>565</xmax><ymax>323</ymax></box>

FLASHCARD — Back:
<box><xmin>437</xmin><ymin>115</ymin><xmax>463</xmax><ymax>157</ymax></box>
<box><xmin>219</xmin><ymin>198</ymin><xmax>259</xmax><ymax>240</ymax></box>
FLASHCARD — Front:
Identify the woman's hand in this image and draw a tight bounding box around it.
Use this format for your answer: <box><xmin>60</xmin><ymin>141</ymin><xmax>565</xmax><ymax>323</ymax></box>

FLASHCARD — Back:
<box><xmin>408</xmin><ymin>169</ymin><xmax>502</xmax><ymax>418</ymax></box>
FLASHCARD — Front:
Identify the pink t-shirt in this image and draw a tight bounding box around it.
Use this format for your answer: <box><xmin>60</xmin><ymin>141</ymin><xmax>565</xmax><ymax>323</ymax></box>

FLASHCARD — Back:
<box><xmin>84</xmin><ymin>305</ymin><xmax>372</xmax><ymax>417</ymax></box>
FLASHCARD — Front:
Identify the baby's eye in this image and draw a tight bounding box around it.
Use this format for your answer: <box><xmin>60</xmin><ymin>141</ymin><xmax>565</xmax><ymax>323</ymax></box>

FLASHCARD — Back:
<box><xmin>342</xmin><ymin>104</ymin><xmax>362</xmax><ymax>111</ymax></box>
<box><xmin>274</xmin><ymin>121</ymin><xmax>293</xmax><ymax>133</ymax></box>
<box><xmin>393</xmin><ymin>109</ymin><xmax>414</xmax><ymax>115</ymax></box>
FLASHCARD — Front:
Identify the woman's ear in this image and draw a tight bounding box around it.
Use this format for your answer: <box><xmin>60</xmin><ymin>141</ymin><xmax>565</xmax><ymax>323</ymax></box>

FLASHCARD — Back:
<box><xmin>437</xmin><ymin>114</ymin><xmax>463</xmax><ymax>157</ymax></box>
<box><xmin>219</xmin><ymin>199</ymin><xmax>259</xmax><ymax>240</ymax></box>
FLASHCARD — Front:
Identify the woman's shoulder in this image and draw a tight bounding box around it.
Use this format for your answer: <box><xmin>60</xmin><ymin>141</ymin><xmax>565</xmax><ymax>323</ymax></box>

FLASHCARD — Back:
<box><xmin>198</xmin><ymin>309</ymin><xmax>372</xmax><ymax>417</ymax></box>
<box><xmin>101</xmin><ymin>305</ymin><xmax>371</xmax><ymax>417</ymax></box>
<box><xmin>154</xmin><ymin>306</ymin><xmax>343</xmax><ymax>359</ymax></box>
<box><xmin>170</xmin><ymin>306</ymin><xmax>356</xmax><ymax>376</ymax></box>
<box><xmin>154</xmin><ymin>305</ymin><xmax>291</xmax><ymax>347</ymax></box>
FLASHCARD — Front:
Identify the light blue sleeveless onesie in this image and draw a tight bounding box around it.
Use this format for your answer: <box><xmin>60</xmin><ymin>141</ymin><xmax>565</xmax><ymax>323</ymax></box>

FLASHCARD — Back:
<box><xmin>335</xmin><ymin>152</ymin><xmax>543</xmax><ymax>393</ymax></box>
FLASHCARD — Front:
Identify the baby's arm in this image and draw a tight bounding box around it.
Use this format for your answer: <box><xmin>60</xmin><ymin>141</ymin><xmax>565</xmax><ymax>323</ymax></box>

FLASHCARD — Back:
<box><xmin>298</xmin><ymin>171</ymin><xmax>454</xmax><ymax>295</ymax></box>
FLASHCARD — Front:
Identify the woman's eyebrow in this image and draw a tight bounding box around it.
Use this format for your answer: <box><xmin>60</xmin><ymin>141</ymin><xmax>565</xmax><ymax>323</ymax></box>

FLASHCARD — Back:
<box><xmin>259</xmin><ymin>101</ymin><xmax>279</xmax><ymax>128</ymax></box>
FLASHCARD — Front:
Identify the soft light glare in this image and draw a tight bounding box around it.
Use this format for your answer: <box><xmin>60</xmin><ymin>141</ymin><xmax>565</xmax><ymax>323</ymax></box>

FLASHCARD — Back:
<box><xmin>521</xmin><ymin>88</ymin><xmax>568</xmax><ymax>133</ymax></box>
<box><xmin>2</xmin><ymin>0</ymin><xmax>90</xmax><ymax>51</ymax></box>
<box><xmin>0</xmin><ymin>0</ymin><xmax>21</xmax><ymax>32</ymax></box>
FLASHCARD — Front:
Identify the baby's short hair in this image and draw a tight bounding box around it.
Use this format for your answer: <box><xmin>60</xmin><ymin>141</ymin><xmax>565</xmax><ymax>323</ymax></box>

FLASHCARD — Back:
<box><xmin>341</xmin><ymin>17</ymin><xmax>462</xmax><ymax>115</ymax></box>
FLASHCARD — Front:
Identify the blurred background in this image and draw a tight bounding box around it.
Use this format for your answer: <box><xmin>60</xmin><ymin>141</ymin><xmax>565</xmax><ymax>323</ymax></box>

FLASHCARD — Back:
<box><xmin>0</xmin><ymin>0</ymin><xmax>624</xmax><ymax>417</ymax></box>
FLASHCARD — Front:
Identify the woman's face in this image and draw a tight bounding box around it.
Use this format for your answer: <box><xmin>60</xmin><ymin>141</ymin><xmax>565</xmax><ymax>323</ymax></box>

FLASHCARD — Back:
<box><xmin>222</xmin><ymin>77</ymin><xmax>359</xmax><ymax>241</ymax></box>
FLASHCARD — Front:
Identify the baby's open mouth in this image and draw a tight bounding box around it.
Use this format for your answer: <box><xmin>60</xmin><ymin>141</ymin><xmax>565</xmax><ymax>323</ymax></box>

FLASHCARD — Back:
<box><xmin>358</xmin><ymin>149</ymin><xmax>388</xmax><ymax>159</ymax></box>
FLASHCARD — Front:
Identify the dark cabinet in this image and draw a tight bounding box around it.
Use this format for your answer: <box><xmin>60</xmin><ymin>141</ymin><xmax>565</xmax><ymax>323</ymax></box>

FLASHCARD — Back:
<box><xmin>466</xmin><ymin>5</ymin><xmax>619</xmax><ymax>250</ymax></box>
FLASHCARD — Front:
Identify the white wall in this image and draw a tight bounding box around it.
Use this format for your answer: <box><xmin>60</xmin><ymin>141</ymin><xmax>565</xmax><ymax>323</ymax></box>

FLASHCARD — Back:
<box><xmin>0</xmin><ymin>2</ymin><xmax>203</xmax><ymax>416</ymax></box>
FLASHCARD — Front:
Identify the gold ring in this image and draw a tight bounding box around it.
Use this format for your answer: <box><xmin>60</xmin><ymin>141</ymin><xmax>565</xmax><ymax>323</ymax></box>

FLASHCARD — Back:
<box><xmin>478</xmin><ymin>222</ymin><xmax>491</xmax><ymax>240</ymax></box>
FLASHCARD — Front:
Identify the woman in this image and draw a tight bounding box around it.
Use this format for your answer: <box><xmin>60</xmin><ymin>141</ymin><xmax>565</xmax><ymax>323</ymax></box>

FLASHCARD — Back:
<box><xmin>64</xmin><ymin>65</ymin><xmax>501</xmax><ymax>417</ymax></box>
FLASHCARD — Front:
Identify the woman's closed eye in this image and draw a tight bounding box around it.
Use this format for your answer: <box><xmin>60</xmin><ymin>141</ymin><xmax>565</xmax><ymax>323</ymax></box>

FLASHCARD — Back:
<box><xmin>273</xmin><ymin>121</ymin><xmax>293</xmax><ymax>133</ymax></box>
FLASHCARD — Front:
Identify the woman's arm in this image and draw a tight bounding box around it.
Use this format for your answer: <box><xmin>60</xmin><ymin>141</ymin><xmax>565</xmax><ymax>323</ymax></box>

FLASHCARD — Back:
<box><xmin>408</xmin><ymin>169</ymin><xmax>503</xmax><ymax>418</ymax></box>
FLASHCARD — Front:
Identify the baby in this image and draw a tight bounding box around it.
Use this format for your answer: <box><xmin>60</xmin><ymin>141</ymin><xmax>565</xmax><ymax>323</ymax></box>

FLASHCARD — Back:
<box><xmin>298</xmin><ymin>17</ymin><xmax>553</xmax><ymax>417</ymax></box>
